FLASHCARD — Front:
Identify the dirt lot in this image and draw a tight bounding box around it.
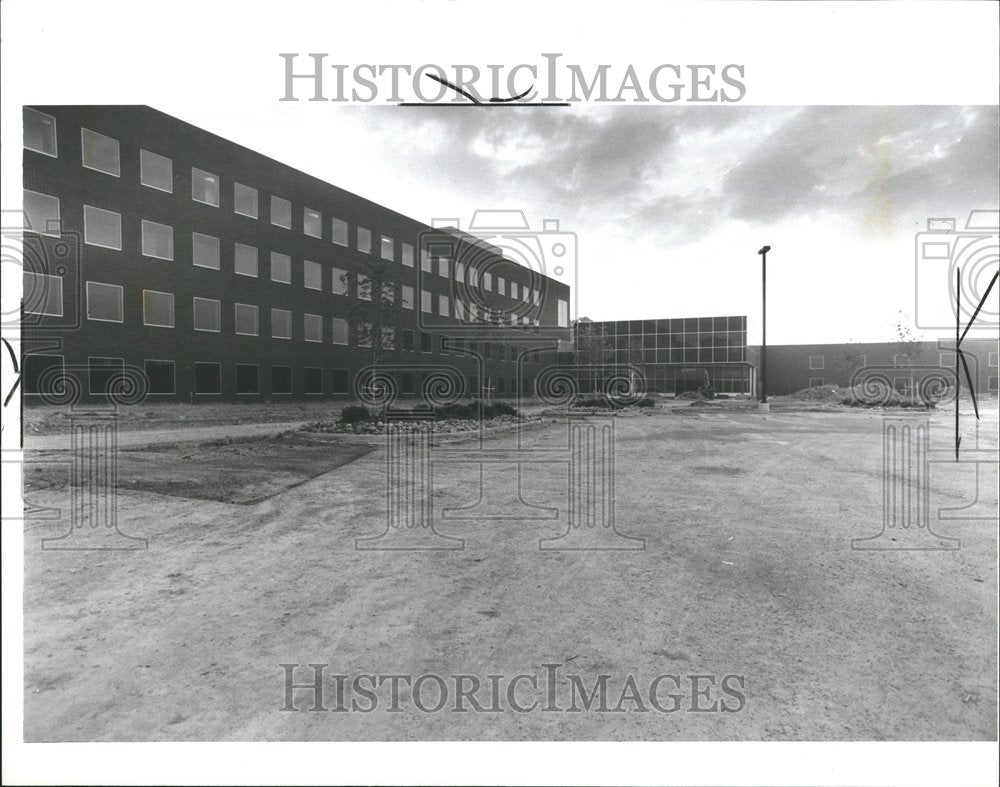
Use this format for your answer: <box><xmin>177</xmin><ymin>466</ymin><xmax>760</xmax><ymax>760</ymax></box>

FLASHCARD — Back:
<box><xmin>20</xmin><ymin>402</ymin><xmax>998</xmax><ymax>741</ymax></box>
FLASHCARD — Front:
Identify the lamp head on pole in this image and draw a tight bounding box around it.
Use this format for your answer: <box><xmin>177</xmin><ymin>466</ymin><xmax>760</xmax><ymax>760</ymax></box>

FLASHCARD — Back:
<box><xmin>758</xmin><ymin>245</ymin><xmax>770</xmax><ymax>256</ymax></box>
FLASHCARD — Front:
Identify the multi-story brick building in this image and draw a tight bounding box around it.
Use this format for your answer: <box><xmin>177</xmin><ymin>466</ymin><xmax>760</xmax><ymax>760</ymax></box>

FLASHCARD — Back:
<box><xmin>20</xmin><ymin>106</ymin><xmax>571</xmax><ymax>403</ymax></box>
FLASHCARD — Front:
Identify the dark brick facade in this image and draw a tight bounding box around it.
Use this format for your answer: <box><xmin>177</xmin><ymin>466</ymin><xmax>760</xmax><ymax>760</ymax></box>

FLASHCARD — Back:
<box><xmin>21</xmin><ymin>106</ymin><xmax>570</xmax><ymax>403</ymax></box>
<box><xmin>760</xmin><ymin>339</ymin><xmax>999</xmax><ymax>396</ymax></box>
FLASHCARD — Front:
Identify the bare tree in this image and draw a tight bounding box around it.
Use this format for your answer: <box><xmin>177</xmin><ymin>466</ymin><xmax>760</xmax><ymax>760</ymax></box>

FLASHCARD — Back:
<box><xmin>893</xmin><ymin>311</ymin><xmax>924</xmax><ymax>395</ymax></box>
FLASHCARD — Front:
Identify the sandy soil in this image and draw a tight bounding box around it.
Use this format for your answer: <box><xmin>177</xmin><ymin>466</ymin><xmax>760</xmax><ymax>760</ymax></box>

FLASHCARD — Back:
<box><xmin>21</xmin><ymin>404</ymin><xmax>998</xmax><ymax>740</ymax></box>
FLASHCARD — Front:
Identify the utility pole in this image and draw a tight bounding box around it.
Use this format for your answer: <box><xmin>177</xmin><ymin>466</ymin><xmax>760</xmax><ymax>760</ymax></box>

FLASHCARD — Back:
<box><xmin>757</xmin><ymin>245</ymin><xmax>770</xmax><ymax>407</ymax></box>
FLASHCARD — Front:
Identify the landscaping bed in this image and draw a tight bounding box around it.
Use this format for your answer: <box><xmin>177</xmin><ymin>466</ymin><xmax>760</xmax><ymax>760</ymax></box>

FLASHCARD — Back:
<box><xmin>301</xmin><ymin>401</ymin><xmax>528</xmax><ymax>435</ymax></box>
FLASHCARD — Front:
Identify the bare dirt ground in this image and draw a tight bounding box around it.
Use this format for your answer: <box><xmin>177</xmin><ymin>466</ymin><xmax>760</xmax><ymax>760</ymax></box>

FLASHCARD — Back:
<box><xmin>21</xmin><ymin>402</ymin><xmax>998</xmax><ymax>741</ymax></box>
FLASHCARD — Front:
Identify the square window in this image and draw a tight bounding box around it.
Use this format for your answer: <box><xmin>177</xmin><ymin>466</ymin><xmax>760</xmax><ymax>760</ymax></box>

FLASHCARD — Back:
<box><xmin>484</xmin><ymin>272</ymin><xmax>493</xmax><ymax>291</ymax></box>
<box><xmin>304</xmin><ymin>367</ymin><xmax>323</xmax><ymax>395</ymax></box>
<box><xmin>809</xmin><ymin>355</ymin><xmax>824</xmax><ymax>370</ymax></box>
<box><xmin>88</xmin><ymin>357</ymin><xmax>125</xmax><ymax>396</ymax></box>
<box><xmin>191</xmin><ymin>167</ymin><xmax>220</xmax><ymax>206</ymax></box>
<box><xmin>304</xmin><ymin>313</ymin><xmax>322</xmax><ymax>342</ymax></box>
<box><xmin>437</xmin><ymin>257</ymin><xmax>449</xmax><ymax>278</ymax></box>
<box><xmin>193</xmin><ymin>232</ymin><xmax>221</xmax><ymax>269</ymax></box>
<box><xmin>236</xmin><ymin>364</ymin><xmax>260</xmax><ymax>395</ymax></box>
<box><xmin>271</xmin><ymin>308</ymin><xmax>292</xmax><ymax>339</ymax></box>
<box><xmin>498</xmin><ymin>277</ymin><xmax>506</xmax><ymax>296</ymax></box>
<box><xmin>332</xmin><ymin>266</ymin><xmax>349</xmax><ymax>295</ymax></box>
<box><xmin>439</xmin><ymin>336</ymin><xmax>449</xmax><ymax>355</ymax></box>
<box><xmin>304</xmin><ymin>208</ymin><xmax>322</xmax><ymax>238</ymax></box>
<box><xmin>438</xmin><ymin>294</ymin><xmax>449</xmax><ymax>317</ymax></box>
<box><xmin>141</xmin><ymin>220</ymin><xmax>174</xmax><ymax>260</ymax></box>
<box><xmin>194</xmin><ymin>362</ymin><xmax>221</xmax><ymax>394</ymax></box>
<box><xmin>144</xmin><ymin>360</ymin><xmax>175</xmax><ymax>394</ymax></box>
<box><xmin>331</xmin><ymin>369</ymin><xmax>349</xmax><ymax>394</ymax></box>
<box><xmin>420</xmin><ymin>333</ymin><xmax>432</xmax><ymax>353</ymax></box>
<box><xmin>989</xmin><ymin>352</ymin><xmax>999</xmax><ymax>367</ymax></box>
<box><xmin>193</xmin><ymin>297</ymin><xmax>221</xmax><ymax>332</ymax></box>
<box><xmin>456</xmin><ymin>262</ymin><xmax>466</xmax><ymax>282</ymax></box>
<box><xmin>23</xmin><ymin>189</ymin><xmax>60</xmax><ymax>236</ymax></box>
<box><xmin>357</xmin><ymin>275</ymin><xmax>371</xmax><ymax>301</ymax></box>
<box><xmin>235</xmin><ymin>303</ymin><xmax>259</xmax><ymax>336</ymax></box>
<box><xmin>271</xmin><ymin>252</ymin><xmax>292</xmax><ymax>283</ymax></box>
<box><xmin>331</xmin><ymin>317</ymin><xmax>349</xmax><ymax>345</ymax></box>
<box><xmin>83</xmin><ymin>205</ymin><xmax>121</xmax><ymax>250</ymax></box>
<box><xmin>234</xmin><ymin>182</ymin><xmax>258</xmax><ymax>218</ymax></box>
<box><xmin>402</xmin><ymin>285</ymin><xmax>414</xmax><ymax>309</ymax></box>
<box><xmin>557</xmin><ymin>299</ymin><xmax>569</xmax><ymax>328</ymax></box>
<box><xmin>303</xmin><ymin>259</ymin><xmax>322</xmax><ymax>290</ymax></box>
<box><xmin>809</xmin><ymin>377</ymin><xmax>824</xmax><ymax>388</ymax></box>
<box><xmin>421</xmin><ymin>290</ymin><xmax>432</xmax><ymax>313</ymax></box>
<box><xmin>235</xmin><ymin>243</ymin><xmax>259</xmax><ymax>277</ymax></box>
<box><xmin>270</xmin><ymin>196</ymin><xmax>292</xmax><ymax>229</ymax></box>
<box><xmin>331</xmin><ymin>217</ymin><xmax>349</xmax><ymax>246</ymax></box>
<box><xmin>421</xmin><ymin>250</ymin><xmax>432</xmax><ymax>273</ymax></box>
<box><xmin>142</xmin><ymin>289</ymin><xmax>174</xmax><ymax>327</ymax></box>
<box><xmin>22</xmin><ymin>271</ymin><xmax>63</xmax><ymax>316</ymax></box>
<box><xmin>400</xmin><ymin>329</ymin><xmax>415</xmax><ymax>351</ymax></box>
<box><xmin>86</xmin><ymin>281</ymin><xmax>122</xmax><ymax>322</ymax></box>
<box><xmin>23</xmin><ymin>354</ymin><xmax>64</xmax><ymax>395</ymax></box>
<box><xmin>24</xmin><ymin>108</ymin><xmax>57</xmax><ymax>157</ymax></box>
<box><xmin>402</xmin><ymin>242</ymin><xmax>414</xmax><ymax>267</ymax></box>
<box><xmin>81</xmin><ymin>128</ymin><xmax>120</xmax><ymax>176</ymax></box>
<box><xmin>381</xmin><ymin>235</ymin><xmax>394</xmax><ymax>261</ymax></box>
<box><xmin>140</xmin><ymin>149</ymin><xmax>173</xmax><ymax>192</ymax></box>
<box><xmin>357</xmin><ymin>227</ymin><xmax>372</xmax><ymax>254</ymax></box>
<box><xmin>272</xmin><ymin>366</ymin><xmax>293</xmax><ymax>394</ymax></box>
<box><xmin>357</xmin><ymin>322</ymin><xmax>372</xmax><ymax>348</ymax></box>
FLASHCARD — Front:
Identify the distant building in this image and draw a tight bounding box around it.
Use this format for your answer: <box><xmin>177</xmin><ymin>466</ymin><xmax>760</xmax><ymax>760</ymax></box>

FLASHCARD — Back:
<box><xmin>561</xmin><ymin>319</ymin><xmax>997</xmax><ymax>398</ymax></box>
<box><xmin>21</xmin><ymin>106</ymin><xmax>570</xmax><ymax>403</ymax></box>
<box><xmin>763</xmin><ymin>340</ymin><xmax>998</xmax><ymax>396</ymax></box>
<box><xmin>565</xmin><ymin>316</ymin><xmax>759</xmax><ymax>395</ymax></box>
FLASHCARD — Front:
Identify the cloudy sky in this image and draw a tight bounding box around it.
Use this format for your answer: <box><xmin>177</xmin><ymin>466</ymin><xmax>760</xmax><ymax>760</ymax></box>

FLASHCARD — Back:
<box><xmin>186</xmin><ymin>104</ymin><xmax>998</xmax><ymax>344</ymax></box>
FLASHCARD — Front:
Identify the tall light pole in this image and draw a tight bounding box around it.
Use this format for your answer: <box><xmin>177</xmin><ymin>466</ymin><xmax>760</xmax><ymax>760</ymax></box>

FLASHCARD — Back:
<box><xmin>757</xmin><ymin>245</ymin><xmax>770</xmax><ymax>405</ymax></box>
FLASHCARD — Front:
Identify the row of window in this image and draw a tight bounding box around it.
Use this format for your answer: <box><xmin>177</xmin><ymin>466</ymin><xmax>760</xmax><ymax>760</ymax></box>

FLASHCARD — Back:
<box><xmin>594</xmin><ymin>332</ymin><xmax>749</xmax><ymax>350</ymax></box>
<box><xmin>582</xmin><ymin>317</ymin><xmax>746</xmax><ymax>335</ymax></box>
<box><xmin>23</xmin><ymin>355</ymin><xmax>538</xmax><ymax>397</ymax></box>
<box><xmin>23</xmin><ymin>272</ymin><xmax>542</xmax><ymax>360</ymax></box>
<box><xmin>23</xmin><ymin>189</ymin><xmax>561</xmax><ymax>327</ymax></box>
<box><xmin>25</xmin><ymin>110</ymin><xmax>550</xmax><ymax>285</ymax></box>
<box><xmin>24</xmin><ymin>272</ymin><xmax>548</xmax><ymax>342</ymax></box>
<box><xmin>808</xmin><ymin>352</ymin><xmax>1000</xmax><ymax>370</ymax></box>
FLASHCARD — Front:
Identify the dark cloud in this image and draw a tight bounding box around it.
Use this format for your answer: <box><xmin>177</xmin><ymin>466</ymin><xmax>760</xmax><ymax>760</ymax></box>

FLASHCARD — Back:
<box><xmin>362</xmin><ymin>104</ymin><xmax>999</xmax><ymax>241</ymax></box>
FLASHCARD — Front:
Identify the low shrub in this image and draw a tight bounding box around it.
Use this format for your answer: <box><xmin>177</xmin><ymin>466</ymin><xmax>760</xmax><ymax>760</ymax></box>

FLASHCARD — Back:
<box><xmin>698</xmin><ymin>381</ymin><xmax>718</xmax><ymax>400</ymax></box>
<box><xmin>636</xmin><ymin>396</ymin><xmax>656</xmax><ymax>408</ymax></box>
<box><xmin>339</xmin><ymin>405</ymin><xmax>373</xmax><ymax>424</ymax></box>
